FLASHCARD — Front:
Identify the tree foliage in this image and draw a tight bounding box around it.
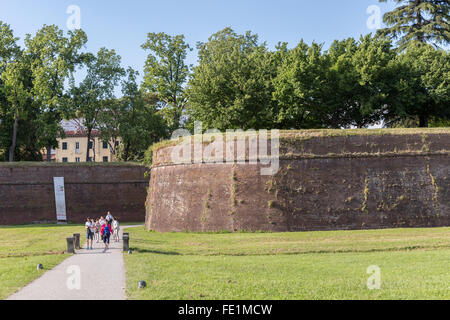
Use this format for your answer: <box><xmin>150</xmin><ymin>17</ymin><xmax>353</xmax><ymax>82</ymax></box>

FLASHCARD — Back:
<box><xmin>325</xmin><ymin>35</ymin><xmax>399</xmax><ymax>128</ymax></box>
<box><xmin>25</xmin><ymin>25</ymin><xmax>88</xmax><ymax>160</ymax></box>
<box><xmin>273</xmin><ymin>40</ymin><xmax>329</xmax><ymax>129</ymax></box>
<box><xmin>0</xmin><ymin>17</ymin><xmax>449</xmax><ymax>164</ymax></box>
<box><xmin>386</xmin><ymin>41</ymin><xmax>450</xmax><ymax>127</ymax></box>
<box><xmin>0</xmin><ymin>21</ymin><xmax>42</xmax><ymax>161</ymax></box>
<box><xmin>187</xmin><ymin>28</ymin><xmax>276</xmax><ymax>131</ymax></box>
<box><xmin>378</xmin><ymin>0</ymin><xmax>450</xmax><ymax>49</ymax></box>
<box><xmin>114</xmin><ymin>68</ymin><xmax>167</xmax><ymax>162</ymax></box>
<box><xmin>142</xmin><ymin>32</ymin><xmax>191</xmax><ymax>131</ymax></box>
<box><xmin>68</xmin><ymin>48</ymin><xmax>125</xmax><ymax>161</ymax></box>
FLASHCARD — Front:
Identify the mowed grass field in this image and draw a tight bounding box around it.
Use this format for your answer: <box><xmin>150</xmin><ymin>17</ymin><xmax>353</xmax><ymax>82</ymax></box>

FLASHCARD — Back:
<box><xmin>0</xmin><ymin>224</ymin><xmax>85</xmax><ymax>300</ymax></box>
<box><xmin>124</xmin><ymin>227</ymin><xmax>450</xmax><ymax>300</ymax></box>
<box><xmin>1</xmin><ymin>225</ymin><xmax>449</xmax><ymax>300</ymax></box>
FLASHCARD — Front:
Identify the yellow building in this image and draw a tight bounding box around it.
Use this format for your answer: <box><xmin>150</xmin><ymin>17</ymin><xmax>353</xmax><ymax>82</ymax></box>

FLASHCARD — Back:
<box><xmin>53</xmin><ymin>129</ymin><xmax>120</xmax><ymax>163</ymax></box>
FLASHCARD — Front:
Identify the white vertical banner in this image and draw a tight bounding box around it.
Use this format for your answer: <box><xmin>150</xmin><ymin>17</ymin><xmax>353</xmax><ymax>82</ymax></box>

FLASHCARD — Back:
<box><xmin>53</xmin><ymin>177</ymin><xmax>67</xmax><ymax>221</ymax></box>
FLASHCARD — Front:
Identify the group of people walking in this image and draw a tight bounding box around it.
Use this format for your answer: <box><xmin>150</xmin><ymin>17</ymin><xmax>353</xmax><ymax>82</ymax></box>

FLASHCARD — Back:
<box><xmin>85</xmin><ymin>212</ymin><xmax>120</xmax><ymax>251</ymax></box>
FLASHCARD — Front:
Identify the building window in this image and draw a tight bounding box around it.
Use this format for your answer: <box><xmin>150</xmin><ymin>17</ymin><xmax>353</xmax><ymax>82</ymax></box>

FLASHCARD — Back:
<box><xmin>88</xmin><ymin>157</ymin><xmax>93</xmax><ymax>162</ymax></box>
<box><xmin>115</xmin><ymin>141</ymin><xmax>119</xmax><ymax>147</ymax></box>
<box><xmin>62</xmin><ymin>142</ymin><xmax>68</xmax><ymax>150</ymax></box>
<box><xmin>62</xmin><ymin>157</ymin><xmax>68</xmax><ymax>163</ymax></box>
<box><xmin>75</xmin><ymin>157</ymin><xmax>80</xmax><ymax>163</ymax></box>
<box><xmin>75</xmin><ymin>142</ymin><xmax>80</xmax><ymax>149</ymax></box>
<box><xmin>103</xmin><ymin>141</ymin><xmax>108</xmax><ymax>149</ymax></box>
<box><xmin>103</xmin><ymin>156</ymin><xmax>109</xmax><ymax>163</ymax></box>
<box><xmin>88</xmin><ymin>141</ymin><xmax>93</xmax><ymax>149</ymax></box>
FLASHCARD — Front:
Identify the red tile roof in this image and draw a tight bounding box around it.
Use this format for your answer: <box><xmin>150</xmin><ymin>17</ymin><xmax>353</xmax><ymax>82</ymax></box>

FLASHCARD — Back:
<box><xmin>63</xmin><ymin>129</ymin><xmax>101</xmax><ymax>138</ymax></box>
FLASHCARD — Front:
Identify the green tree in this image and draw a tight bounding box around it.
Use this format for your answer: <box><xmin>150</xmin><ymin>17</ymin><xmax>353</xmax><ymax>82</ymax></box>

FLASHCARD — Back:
<box><xmin>0</xmin><ymin>21</ymin><xmax>43</xmax><ymax>162</ymax></box>
<box><xmin>68</xmin><ymin>48</ymin><xmax>124</xmax><ymax>162</ymax></box>
<box><xmin>274</xmin><ymin>35</ymin><xmax>399</xmax><ymax>129</ymax></box>
<box><xmin>322</xmin><ymin>38</ymin><xmax>361</xmax><ymax>128</ymax></box>
<box><xmin>142</xmin><ymin>32</ymin><xmax>191</xmax><ymax>131</ymax></box>
<box><xmin>385</xmin><ymin>42</ymin><xmax>449</xmax><ymax>127</ymax></box>
<box><xmin>378</xmin><ymin>0</ymin><xmax>450</xmax><ymax>49</ymax></box>
<box><xmin>116</xmin><ymin>68</ymin><xmax>167</xmax><ymax>162</ymax></box>
<box><xmin>326</xmin><ymin>35</ymin><xmax>398</xmax><ymax>128</ymax></box>
<box><xmin>187</xmin><ymin>28</ymin><xmax>275</xmax><ymax>131</ymax></box>
<box><xmin>0</xmin><ymin>21</ymin><xmax>20</xmax><ymax>72</ymax></box>
<box><xmin>273</xmin><ymin>40</ymin><xmax>330</xmax><ymax>129</ymax></box>
<box><xmin>98</xmin><ymin>97</ymin><xmax>122</xmax><ymax>158</ymax></box>
<box><xmin>0</xmin><ymin>21</ymin><xmax>21</xmax><ymax>161</ymax></box>
<box><xmin>2</xmin><ymin>58</ymin><xmax>32</xmax><ymax>161</ymax></box>
<box><xmin>25</xmin><ymin>25</ymin><xmax>87</xmax><ymax>161</ymax></box>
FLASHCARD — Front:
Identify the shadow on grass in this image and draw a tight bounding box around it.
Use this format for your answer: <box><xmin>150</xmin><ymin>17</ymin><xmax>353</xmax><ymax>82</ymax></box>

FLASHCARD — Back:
<box><xmin>0</xmin><ymin>222</ymin><xmax>144</xmax><ymax>230</ymax></box>
<box><xmin>0</xmin><ymin>224</ymin><xmax>82</xmax><ymax>229</ymax></box>
<box><xmin>0</xmin><ymin>251</ymin><xmax>66</xmax><ymax>259</ymax></box>
<box><xmin>131</xmin><ymin>248</ymin><xmax>181</xmax><ymax>256</ymax></box>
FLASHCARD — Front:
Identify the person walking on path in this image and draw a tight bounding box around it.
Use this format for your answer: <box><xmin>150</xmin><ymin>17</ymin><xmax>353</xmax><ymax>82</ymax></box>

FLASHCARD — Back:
<box><xmin>106</xmin><ymin>212</ymin><xmax>113</xmax><ymax>224</ymax></box>
<box><xmin>94</xmin><ymin>219</ymin><xmax>101</xmax><ymax>243</ymax></box>
<box><xmin>7</xmin><ymin>225</ymin><xmax>144</xmax><ymax>300</ymax></box>
<box><xmin>113</xmin><ymin>217</ymin><xmax>120</xmax><ymax>242</ymax></box>
<box><xmin>85</xmin><ymin>218</ymin><xmax>94</xmax><ymax>250</ymax></box>
<box><xmin>106</xmin><ymin>212</ymin><xmax>114</xmax><ymax>239</ymax></box>
<box><xmin>101</xmin><ymin>221</ymin><xmax>112</xmax><ymax>251</ymax></box>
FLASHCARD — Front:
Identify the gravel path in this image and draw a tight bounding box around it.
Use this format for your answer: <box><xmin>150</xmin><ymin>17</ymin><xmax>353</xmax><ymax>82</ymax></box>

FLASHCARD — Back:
<box><xmin>7</xmin><ymin>225</ymin><xmax>142</xmax><ymax>300</ymax></box>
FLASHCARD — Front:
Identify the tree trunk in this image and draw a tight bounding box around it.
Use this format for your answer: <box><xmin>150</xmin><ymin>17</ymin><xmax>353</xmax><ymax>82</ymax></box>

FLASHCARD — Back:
<box><xmin>173</xmin><ymin>97</ymin><xmax>180</xmax><ymax>129</ymax></box>
<box><xmin>46</xmin><ymin>145</ymin><xmax>52</xmax><ymax>162</ymax></box>
<box><xmin>419</xmin><ymin>114</ymin><xmax>429</xmax><ymax>128</ymax></box>
<box><xmin>8</xmin><ymin>110</ymin><xmax>19</xmax><ymax>162</ymax></box>
<box><xmin>86</xmin><ymin>131</ymin><xmax>92</xmax><ymax>162</ymax></box>
<box><xmin>124</xmin><ymin>141</ymin><xmax>131</xmax><ymax>162</ymax></box>
<box><xmin>92</xmin><ymin>139</ymin><xmax>96</xmax><ymax>162</ymax></box>
<box><xmin>416</xmin><ymin>1</ymin><xmax>425</xmax><ymax>43</ymax></box>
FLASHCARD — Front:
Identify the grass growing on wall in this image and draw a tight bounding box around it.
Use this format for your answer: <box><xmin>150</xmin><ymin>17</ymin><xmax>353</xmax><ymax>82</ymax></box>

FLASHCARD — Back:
<box><xmin>146</xmin><ymin>128</ymin><xmax>450</xmax><ymax>166</ymax></box>
<box><xmin>0</xmin><ymin>224</ymin><xmax>85</xmax><ymax>300</ymax></box>
<box><xmin>124</xmin><ymin>227</ymin><xmax>450</xmax><ymax>300</ymax></box>
<box><xmin>149</xmin><ymin>128</ymin><xmax>450</xmax><ymax>153</ymax></box>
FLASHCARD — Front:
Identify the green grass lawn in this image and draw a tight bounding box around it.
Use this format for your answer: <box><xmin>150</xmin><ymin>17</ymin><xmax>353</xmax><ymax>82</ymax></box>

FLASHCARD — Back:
<box><xmin>124</xmin><ymin>227</ymin><xmax>450</xmax><ymax>300</ymax></box>
<box><xmin>1</xmin><ymin>225</ymin><xmax>449</xmax><ymax>300</ymax></box>
<box><xmin>0</xmin><ymin>224</ymin><xmax>85</xmax><ymax>300</ymax></box>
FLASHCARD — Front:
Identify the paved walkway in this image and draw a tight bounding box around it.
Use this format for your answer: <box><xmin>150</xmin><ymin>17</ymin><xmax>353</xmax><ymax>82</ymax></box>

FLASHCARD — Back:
<box><xmin>8</xmin><ymin>225</ymin><xmax>141</xmax><ymax>300</ymax></box>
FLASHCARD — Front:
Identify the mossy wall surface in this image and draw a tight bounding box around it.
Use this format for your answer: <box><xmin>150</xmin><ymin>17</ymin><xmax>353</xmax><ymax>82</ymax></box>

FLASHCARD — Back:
<box><xmin>147</xmin><ymin>129</ymin><xmax>449</xmax><ymax>232</ymax></box>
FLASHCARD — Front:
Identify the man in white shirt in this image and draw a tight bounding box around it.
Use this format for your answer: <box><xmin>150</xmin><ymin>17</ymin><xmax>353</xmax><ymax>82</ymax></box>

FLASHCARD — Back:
<box><xmin>106</xmin><ymin>212</ymin><xmax>113</xmax><ymax>223</ymax></box>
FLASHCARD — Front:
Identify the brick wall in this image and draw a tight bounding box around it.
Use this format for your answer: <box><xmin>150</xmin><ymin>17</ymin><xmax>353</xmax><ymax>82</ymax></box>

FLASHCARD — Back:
<box><xmin>147</xmin><ymin>131</ymin><xmax>449</xmax><ymax>232</ymax></box>
<box><xmin>0</xmin><ymin>164</ymin><xmax>149</xmax><ymax>225</ymax></box>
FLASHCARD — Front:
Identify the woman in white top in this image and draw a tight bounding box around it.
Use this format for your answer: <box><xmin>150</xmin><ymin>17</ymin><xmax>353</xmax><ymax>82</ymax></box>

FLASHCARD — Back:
<box><xmin>113</xmin><ymin>218</ymin><xmax>120</xmax><ymax>242</ymax></box>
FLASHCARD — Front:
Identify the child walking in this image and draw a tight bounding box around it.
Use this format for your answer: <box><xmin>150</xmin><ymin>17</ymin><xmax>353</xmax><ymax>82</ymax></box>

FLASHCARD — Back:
<box><xmin>101</xmin><ymin>221</ymin><xmax>112</xmax><ymax>251</ymax></box>
<box><xmin>95</xmin><ymin>219</ymin><xmax>101</xmax><ymax>242</ymax></box>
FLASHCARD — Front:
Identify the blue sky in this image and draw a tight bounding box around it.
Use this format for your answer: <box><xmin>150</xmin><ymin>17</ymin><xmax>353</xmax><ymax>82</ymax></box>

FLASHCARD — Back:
<box><xmin>0</xmin><ymin>0</ymin><xmax>396</xmax><ymax>82</ymax></box>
